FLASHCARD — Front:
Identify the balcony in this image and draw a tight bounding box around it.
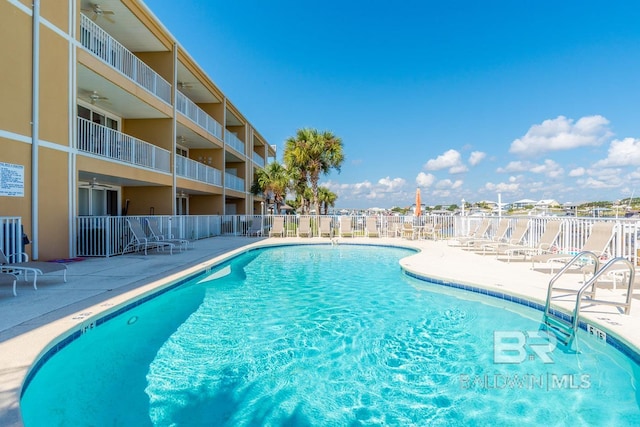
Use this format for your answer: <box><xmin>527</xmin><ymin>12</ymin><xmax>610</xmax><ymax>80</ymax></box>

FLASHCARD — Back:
<box><xmin>80</xmin><ymin>15</ymin><xmax>172</xmax><ymax>104</ymax></box>
<box><xmin>252</xmin><ymin>152</ymin><xmax>265</xmax><ymax>167</ymax></box>
<box><xmin>176</xmin><ymin>91</ymin><xmax>223</xmax><ymax>140</ymax></box>
<box><xmin>225</xmin><ymin>173</ymin><xmax>245</xmax><ymax>192</ymax></box>
<box><xmin>224</xmin><ymin>130</ymin><xmax>245</xmax><ymax>155</ymax></box>
<box><xmin>77</xmin><ymin>117</ymin><xmax>170</xmax><ymax>172</ymax></box>
<box><xmin>176</xmin><ymin>155</ymin><xmax>222</xmax><ymax>186</ymax></box>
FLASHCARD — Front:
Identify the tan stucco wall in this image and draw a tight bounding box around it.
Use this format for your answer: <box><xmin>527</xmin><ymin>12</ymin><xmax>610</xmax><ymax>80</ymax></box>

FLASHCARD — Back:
<box><xmin>124</xmin><ymin>118</ymin><xmax>173</xmax><ymax>152</ymax></box>
<box><xmin>0</xmin><ymin>139</ymin><xmax>31</xmax><ymax>225</ymax></box>
<box><xmin>123</xmin><ymin>187</ymin><xmax>173</xmax><ymax>215</ymax></box>
<box><xmin>189</xmin><ymin>195</ymin><xmax>223</xmax><ymax>215</ymax></box>
<box><xmin>0</xmin><ymin>1</ymin><xmax>32</xmax><ymax>137</ymax></box>
<box><xmin>37</xmin><ymin>147</ymin><xmax>70</xmax><ymax>260</ymax></box>
<box><xmin>136</xmin><ymin>52</ymin><xmax>173</xmax><ymax>86</ymax></box>
<box><xmin>39</xmin><ymin>25</ymin><xmax>69</xmax><ymax>146</ymax></box>
<box><xmin>41</xmin><ymin>0</ymin><xmax>69</xmax><ymax>33</ymax></box>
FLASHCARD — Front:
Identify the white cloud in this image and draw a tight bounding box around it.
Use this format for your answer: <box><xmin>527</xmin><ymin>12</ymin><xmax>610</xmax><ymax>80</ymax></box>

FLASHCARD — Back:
<box><xmin>424</xmin><ymin>149</ymin><xmax>463</xmax><ymax>172</ymax></box>
<box><xmin>529</xmin><ymin>159</ymin><xmax>564</xmax><ymax>178</ymax></box>
<box><xmin>435</xmin><ymin>179</ymin><xmax>463</xmax><ymax>189</ymax></box>
<box><xmin>416</xmin><ymin>172</ymin><xmax>436</xmax><ymax>187</ymax></box>
<box><xmin>569</xmin><ymin>167</ymin><xmax>586</xmax><ymax>177</ymax></box>
<box><xmin>593</xmin><ymin>138</ymin><xmax>640</xmax><ymax>167</ymax></box>
<box><xmin>468</xmin><ymin>151</ymin><xmax>486</xmax><ymax>166</ymax></box>
<box><xmin>377</xmin><ymin>176</ymin><xmax>406</xmax><ymax>192</ymax></box>
<box><xmin>497</xmin><ymin>161</ymin><xmax>530</xmax><ymax>173</ymax></box>
<box><xmin>509</xmin><ymin>115</ymin><xmax>612</xmax><ymax>156</ymax></box>
<box><xmin>449</xmin><ymin>164</ymin><xmax>469</xmax><ymax>174</ymax></box>
<box><xmin>484</xmin><ymin>182</ymin><xmax>520</xmax><ymax>193</ymax></box>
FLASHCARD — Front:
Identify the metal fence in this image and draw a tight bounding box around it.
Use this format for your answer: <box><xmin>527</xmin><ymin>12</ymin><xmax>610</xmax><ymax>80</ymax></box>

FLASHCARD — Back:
<box><xmin>0</xmin><ymin>217</ymin><xmax>24</xmax><ymax>258</ymax></box>
<box><xmin>69</xmin><ymin>214</ymin><xmax>640</xmax><ymax>263</ymax></box>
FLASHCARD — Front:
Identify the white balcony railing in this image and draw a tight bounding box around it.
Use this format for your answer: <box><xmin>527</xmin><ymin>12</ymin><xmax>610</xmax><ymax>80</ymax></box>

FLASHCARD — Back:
<box><xmin>224</xmin><ymin>172</ymin><xmax>245</xmax><ymax>192</ymax></box>
<box><xmin>80</xmin><ymin>15</ymin><xmax>172</xmax><ymax>104</ymax></box>
<box><xmin>252</xmin><ymin>152</ymin><xmax>265</xmax><ymax>167</ymax></box>
<box><xmin>77</xmin><ymin>117</ymin><xmax>170</xmax><ymax>172</ymax></box>
<box><xmin>176</xmin><ymin>91</ymin><xmax>223</xmax><ymax>140</ymax></box>
<box><xmin>176</xmin><ymin>155</ymin><xmax>222</xmax><ymax>186</ymax></box>
<box><xmin>224</xmin><ymin>130</ymin><xmax>245</xmax><ymax>154</ymax></box>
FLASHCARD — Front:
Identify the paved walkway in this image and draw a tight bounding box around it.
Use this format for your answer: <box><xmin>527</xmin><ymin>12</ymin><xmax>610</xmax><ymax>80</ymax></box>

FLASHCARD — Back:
<box><xmin>1</xmin><ymin>236</ymin><xmax>639</xmax><ymax>426</ymax></box>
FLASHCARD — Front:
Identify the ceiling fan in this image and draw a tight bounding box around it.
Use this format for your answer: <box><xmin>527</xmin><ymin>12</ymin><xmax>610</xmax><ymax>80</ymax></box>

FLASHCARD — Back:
<box><xmin>81</xmin><ymin>90</ymin><xmax>109</xmax><ymax>105</ymax></box>
<box><xmin>82</xmin><ymin>3</ymin><xmax>116</xmax><ymax>23</ymax></box>
<box><xmin>80</xmin><ymin>177</ymin><xmax>113</xmax><ymax>189</ymax></box>
<box><xmin>178</xmin><ymin>81</ymin><xmax>196</xmax><ymax>90</ymax></box>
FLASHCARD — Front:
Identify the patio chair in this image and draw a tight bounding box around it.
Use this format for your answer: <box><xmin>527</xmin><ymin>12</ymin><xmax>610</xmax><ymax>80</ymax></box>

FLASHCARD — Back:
<box><xmin>365</xmin><ymin>217</ymin><xmax>380</xmax><ymax>237</ymax></box>
<box><xmin>1</xmin><ymin>272</ymin><xmax>18</xmax><ymax>296</ymax></box>
<box><xmin>246</xmin><ymin>219</ymin><xmax>265</xmax><ymax>237</ymax></box>
<box><xmin>269</xmin><ymin>216</ymin><xmax>285</xmax><ymax>237</ymax></box>
<box><xmin>531</xmin><ymin>221</ymin><xmax>616</xmax><ymax>273</ymax></box>
<box><xmin>401</xmin><ymin>222</ymin><xmax>417</xmax><ymax>240</ymax></box>
<box><xmin>298</xmin><ymin>216</ymin><xmax>312</xmax><ymax>237</ymax></box>
<box><xmin>339</xmin><ymin>216</ymin><xmax>354</xmax><ymax>237</ymax></box>
<box><xmin>0</xmin><ymin>249</ymin><xmax>67</xmax><ymax>290</ymax></box>
<box><xmin>145</xmin><ymin>218</ymin><xmax>190</xmax><ymax>250</ymax></box>
<box><xmin>123</xmin><ymin>219</ymin><xmax>175</xmax><ymax>255</ymax></box>
<box><xmin>448</xmin><ymin>218</ymin><xmax>491</xmax><ymax>246</ymax></box>
<box><xmin>481</xmin><ymin>219</ymin><xmax>530</xmax><ymax>255</ymax></box>
<box><xmin>499</xmin><ymin>220</ymin><xmax>563</xmax><ymax>263</ymax></box>
<box><xmin>462</xmin><ymin>218</ymin><xmax>510</xmax><ymax>250</ymax></box>
<box><xmin>319</xmin><ymin>217</ymin><xmax>333</xmax><ymax>238</ymax></box>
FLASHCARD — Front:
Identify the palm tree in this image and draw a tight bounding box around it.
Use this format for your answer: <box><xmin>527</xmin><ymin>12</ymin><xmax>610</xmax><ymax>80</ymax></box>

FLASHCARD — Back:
<box><xmin>250</xmin><ymin>161</ymin><xmax>289</xmax><ymax>214</ymax></box>
<box><xmin>318</xmin><ymin>186</ymin><xmax>337</xmax><ymax>215</ymax></box>
<box><xmin>283</xmin><ymin>128</ymin><xmax>344</xmax><ymax>216</ymax></box>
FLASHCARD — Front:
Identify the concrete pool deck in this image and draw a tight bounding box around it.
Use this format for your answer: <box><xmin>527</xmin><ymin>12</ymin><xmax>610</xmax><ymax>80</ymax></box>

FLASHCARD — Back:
<box><xmin>1</xmin><ymin>236</ymin><xmax>639</xmax><ymax>426</ymax></box>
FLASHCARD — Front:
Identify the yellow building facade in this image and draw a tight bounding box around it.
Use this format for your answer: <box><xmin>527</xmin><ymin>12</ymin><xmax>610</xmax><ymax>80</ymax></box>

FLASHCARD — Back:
<box><xmin>0</xmin><ymin>0</ymin><xmax>275</xmax><ymax>260</ymax></box>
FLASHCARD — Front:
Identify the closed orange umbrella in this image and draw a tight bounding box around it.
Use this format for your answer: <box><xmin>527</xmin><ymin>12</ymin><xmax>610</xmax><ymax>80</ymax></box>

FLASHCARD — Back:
<box><xmin>415</xmin><ymin>188</ymin><xmax>422</xmax><ymax>216</ymax></box>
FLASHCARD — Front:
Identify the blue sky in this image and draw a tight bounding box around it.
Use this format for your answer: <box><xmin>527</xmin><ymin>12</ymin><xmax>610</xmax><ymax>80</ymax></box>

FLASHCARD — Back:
<box><xmin>145</xmin><ymin>0</ymin><xmax>640</xmax><ymax>209</ymax></box>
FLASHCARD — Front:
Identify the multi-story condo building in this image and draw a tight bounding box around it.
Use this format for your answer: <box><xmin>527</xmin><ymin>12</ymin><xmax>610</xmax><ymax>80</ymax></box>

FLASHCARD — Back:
<box><xmin>0</xmin><ymin>0</ymin><xmax>276</xmax><ymax>260</ymax></box>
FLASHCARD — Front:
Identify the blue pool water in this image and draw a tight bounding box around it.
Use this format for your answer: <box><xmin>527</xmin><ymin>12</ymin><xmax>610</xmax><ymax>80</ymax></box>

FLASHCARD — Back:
<box><xmin>21</xmin><ymin>245</ymin><xmax>640</xmax><ymax>426</ymax></box>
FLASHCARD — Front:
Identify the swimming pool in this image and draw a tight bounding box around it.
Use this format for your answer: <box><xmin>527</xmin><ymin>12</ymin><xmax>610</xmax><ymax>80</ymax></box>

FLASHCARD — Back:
<box><xmin>20</xmin><ymin>245</ymin><xmax>640</xmax><ymax>426</ymax></box>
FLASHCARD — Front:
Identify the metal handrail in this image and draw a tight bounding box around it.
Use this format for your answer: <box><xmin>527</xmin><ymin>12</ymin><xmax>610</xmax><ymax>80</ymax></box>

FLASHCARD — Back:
<box><xmin>544</xmin><ymin>251</ymin><xmax>600</xmax><ymax>320</ymax></box>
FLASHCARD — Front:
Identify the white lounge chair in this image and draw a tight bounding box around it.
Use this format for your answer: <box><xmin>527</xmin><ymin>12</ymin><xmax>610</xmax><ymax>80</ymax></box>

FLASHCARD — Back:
<box><xmin>0</xmin><ymin>272</ymin><xmax>18</xmax><ymax>296</ymax></box>
<box><xmin>269</xmin><ymin>216</ymin><xmax>285</xmax><ymax>237</ymax></box>
<box><xmin>145</xmin><ymin>218</ymin><xmax>190</xmax><ymax>250</ymax></box>
<box><xmin>0</xmin><ymin>249</ymin><xmax>67</xmax><ymax>290</ymax></box>
<box><xmin>246</xmin><ymin>219</ymin><xmax>265</xmax><ymax>237</ymax></box>
<box><xmin>123</xmin><ymin>219</ymin><xmax>175</xmax><ymax>255</ymax></box>
<box><xmin>365</xmin><ymin>217</ymin><xmax>380</xmax><ymax>237</ymax></box>
<box><xmin>319</xmin><ymin>217</ymin><xmax>333</xmax><ymax>238</ymax></box>
<box><xmin>339</xmin><ymin>217</ymin><xmax>353</xmax><ymax>237</ymax></box>
<box><xmin>298</xmin><ymin>216</ymin><xmax>312</xmax><ymax>237</ymax></box>
<box><xmin>499</xmin><ymin>220</ymin><xmax>563</xmax><ymax>263</ymax></box>
<box><xmin>481</xmin><ymin>220</ymin><xmax>530</xmax><ymax>255</ymax></box>
<box><xmin>531</xmin><ymin>221</ymin><xmax>615</xmax><ymax>273</ymax></box>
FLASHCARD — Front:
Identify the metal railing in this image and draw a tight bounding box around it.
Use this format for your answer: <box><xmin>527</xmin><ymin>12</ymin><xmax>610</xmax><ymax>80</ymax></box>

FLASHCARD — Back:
<box><xmin>224</xmin><ymin>130</ymin><xmax>245</xmax><ymax>154</ymax></box>
<box><xmin>176</xmin><ymin>91</ymin><xmax>223</xmax><ymax>140</ymax></box>
<box><xmin>68</xmin><ymin>214</ymin><xmax>640</xmax><ymax>263</ymax></box>
<box><xmin>0</xmin><ymin>217</ymin><xmax>23</xmax><ymax>258</ymax></box>
<box><xmin>252</xmin><ymin>152</ymin><xmax>265</xmax><ymax>167</ymax></box>
<box><xmin>80</xmin><ymin>15</ymin><xmax>171</xmax><ymax>104</ymax></box>
<box><xmin>175</xmin><ymin>155</ymin><xmax>222</xmax><ymax>186</ymax></box>
<box><xmin>77</xmin><ymin>117</ymin><xmax>171</xmax><ymax>172</ymax></box>
<box><xmin>224</xmin><ymin>173</ymin><xmax>245</xmax><ymax>192</ymax></box>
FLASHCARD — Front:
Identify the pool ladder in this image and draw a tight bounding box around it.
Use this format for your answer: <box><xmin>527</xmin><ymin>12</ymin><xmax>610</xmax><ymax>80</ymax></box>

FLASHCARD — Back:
<box><xmin>541</xmin><ymin>252</ymin><xmax>635</xmax><ymax>349</ymax></box>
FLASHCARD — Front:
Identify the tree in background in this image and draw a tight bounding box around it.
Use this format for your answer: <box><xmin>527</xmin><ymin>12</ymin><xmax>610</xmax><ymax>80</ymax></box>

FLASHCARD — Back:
<box><xmin>250</xmin><ymin>161</ymin><xmax>289</xmax><ymax>214</ymax></box>
<box><xmin>284</xmin><ymin>128</ymin><xmax>344</xmax><ymax>216</ymax></box>
<box><xmin>318</xmin><ymin>186</ymin><xmax>337</xmax><ymax>215</ymax></box>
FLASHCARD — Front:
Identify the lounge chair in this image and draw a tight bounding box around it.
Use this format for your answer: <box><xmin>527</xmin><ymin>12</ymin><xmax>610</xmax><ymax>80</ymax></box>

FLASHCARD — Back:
<box><xmin>145</xmin><ymin>218</ymin><xmax>190</xmax><ymax>250</ymax></box>
<box><xmin>531</xmin><ymin>221</ymin><xmax>616</xmax><ymax>273</ymax></box>
<box><xmin>422</xmin><ymin>223</ymin><xmax>442</xmax><ymax>241</ymax></box>
<box><xmin>246</xmin><ymin>219</ymin><xmax>265</xmax><ymax>237</ymax></box>
<box><xmin>0</xmin><ymin>249</ymin><xmax>67</xmax><ymax>290</ymax></box>
<box><xmin>365</xmin><ymin>217</ymin><xmax>380</xmax><ymax>237</ymax></box>
<box><xmin>499</xmin><ymin>220</ymin><xmax>563</xmax><ymax>263</ymax></box>
<box><xmin>462</xmin><ymin>218</ymin><xmax>510</xmax><ymax>250</ymax></box>
<box><xmin>1</xmin><ymin>272</ymin><xmax>18</xmax><ymax>296</ymax></box>
<box><xmin>339</xmin><ymin>217</ymin><xmax>353</xmax><ymax>237</ymax></box>
<box><xmin>298</xmin><ymin>216</ymin><xmax>312</xmax><ymax>237</ymax></box>
<box><xmin>269</xmin><ymin>216</ymin><xmax>285</xmax><ymax>237</ymax></box>
<box><xmin>481</xmin><ymin>220</ymin><xmax>530</xmax><ymax>255</ymax></box>
<box><xmin>319</xmin><ymin>217</ymin><xmax>333</xmax><ymax>238</ymax></box>
<box><xmin>123</xmin><ymin>219</ymin><xmax>175</xmax><ymax>255</ymax></box>
<box><xmin>449</xmin><ymin>218</ymin><xmax>491</xmax><ymax>246</ymax></box>
<box><xmin>401</xmin><ymin>222</ymin><xmax>416</xmax><ymax>240</ymax></box>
